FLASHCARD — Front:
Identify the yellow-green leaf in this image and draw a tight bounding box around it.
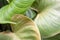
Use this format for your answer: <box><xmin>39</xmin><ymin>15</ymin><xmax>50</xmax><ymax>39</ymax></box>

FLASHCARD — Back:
<box><xmin>0</xmin><ymin>14</ymin><xmax>41</xmax><ymax>40</ymax></box>
<box><xmin>10</xmin><ymin>14</ymin><xmax>41</xmax><ymax>40</ymax></box>
<box><xmin>0</xmin><ymin>0</ymin><xmax>35</xmax><ymax>23</ymax></box>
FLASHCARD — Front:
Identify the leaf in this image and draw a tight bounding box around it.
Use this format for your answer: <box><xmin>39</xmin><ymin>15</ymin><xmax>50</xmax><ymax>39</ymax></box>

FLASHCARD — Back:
<box><xmin>34</xmin><ymin>8</ymin><xmax>60</xmax><ymax>38</ymax></box>
<box><xmin>32</xmin><ymin>0</ymin><xmax>60</xmax><ymax>12</ymax></box>
<box><xmin>25</xmin><ymin>9</ymin><xmax>37</xmax><ymax>19</ymax></box>
<box><xmin>7</xmin><ymin>0</ymin><xmax>12</xmax><ymax>3</ymax></box>
<box><xmin>0</xmin><ymin>33</ymin><xmax>12</xmax><ymax>40</ymax></box>
<box><xmin>43</xmin><ymin>34</ymin><xmax>60</xmax><ymax>40</ymax></box>
<box><xmin>0</xmin><ymin>14</ymin><xmax>41</xmax><ymax>40</ymax></box>
<box><xmin>0</xmin><ymin>0</ymin><xmax>35</xmax><ymax>23</ymax></box>
<box><xmin>10</xmin><ymin>14</ymin><xmax>41</xmax><ymax>40</ymax></box>
<box><xmin>33</xmin><ymin>0</ymin><xmax>60</xmax><ymax>38</ymax></box>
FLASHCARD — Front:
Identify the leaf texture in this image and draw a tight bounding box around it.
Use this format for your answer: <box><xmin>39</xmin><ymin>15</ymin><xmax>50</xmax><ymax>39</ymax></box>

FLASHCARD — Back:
<box><xmin>35</xmin><ymin>8</ymin><xmax>60</xmax><ymax>38</ymax></box>
<box><xmin>10</xmin><ymin>14</ymin><xmax>41</xmax><ymax>40</ymax></box>
<box><xmin>0</xmin><ymin>0</ymin><xmax>35</xmax><ymax>23</ymax></box>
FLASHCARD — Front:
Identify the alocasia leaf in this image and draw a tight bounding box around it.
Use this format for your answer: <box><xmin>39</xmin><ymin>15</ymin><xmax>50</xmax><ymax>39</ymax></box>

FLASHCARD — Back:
<box><xmin>7</xmin><ymin>0</ymin><xmax>37</xmax><ymax>20</ymax></box>
<box><xmin>34</xmin><ymin>8</ymin><xmax>60</xmax><ymax>38</ymax></box>
<box><xmin>0</xmin><ymin>14</ymin><xmax>41</xmax><ymax>40</ymax></box>
<box><xmin>33</xmin><ymin>0</ymin><xmax>60</xmax><ymax>38</ymax></box>
<box><xmin>0</xmin><ymin>0</ymin><xmax>35</xmax><ymax>23</ymax></box>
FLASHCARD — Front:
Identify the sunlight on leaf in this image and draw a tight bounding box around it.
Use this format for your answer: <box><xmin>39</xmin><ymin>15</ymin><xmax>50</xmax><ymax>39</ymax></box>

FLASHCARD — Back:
<box><xmin>35</xmin><ymin>8</ymin><xmax>60</xmax><ymax>38</ymax></box>
<box><xmin>7</xmin><ymin>0</ymin><xmax>12</xmax><ymax>3</ymax></box>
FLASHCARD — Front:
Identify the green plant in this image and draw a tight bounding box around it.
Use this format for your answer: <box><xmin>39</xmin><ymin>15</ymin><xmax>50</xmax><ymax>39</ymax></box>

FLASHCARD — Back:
<box><xmin>0</xmin><ymin>0</ymin><xmax>60</xmax><ymax>40</ymax></box>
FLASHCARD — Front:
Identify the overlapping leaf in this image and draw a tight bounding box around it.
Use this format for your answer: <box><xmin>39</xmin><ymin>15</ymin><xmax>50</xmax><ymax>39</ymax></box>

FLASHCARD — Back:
<box><xmin>32</xmin><ymin>0</ymin><xmax>60</xmax><ymax>12</ymax></box>
<box><xmin>35</xmin><ymin>8</ymin><xmax>60</xmax><ymax>38</ymax></box>
<box><xmin>0</xmin><ymin>0</ymin><xmax>35</xmax><ymax>23</ymax></box>
<box><xmin>0</xmin><ymin>14</ymin><xmax>41</xmax><ymax>40</ymax></box>
<box><xmin>10</xmin><ymin>14</ymin><xmax>41</xmax><ymax>40</ymax></box>
<box><xmin>34</xmin><ymin>0</ymin><xmax>60</xmax><ymax>38</ymax></box>
<box><xmin>43</xmin><ymin>34</ymin><xmax>60</xmax><ymax>40</ymax></box>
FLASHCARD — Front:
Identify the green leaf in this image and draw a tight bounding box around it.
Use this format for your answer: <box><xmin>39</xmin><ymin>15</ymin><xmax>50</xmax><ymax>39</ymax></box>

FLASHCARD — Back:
<box><xmin>43</xmin><ymin>34</ymin><xmax>60</xmax><ymax>40</ymax></box>
<box><xmin>0</xmin><ymin>0</ymin><xmax>35</xmax><ymax>23</ymax></box>
<box><xmin>0</xmin><ymin>14</ymin><xmax>41</xmax><ymax>40</ymax></box>
<box><xmin>34</xmin><ymin>8</ymin><xmax>60</xmax><ymax>38</ymax></box>
<box><xmin>32</xmin><ymin>0</ymin><xmax>60</xmax><ymax>12</ymax></box>
<box><xmin>33</xmin><ymin>0</ymin><xmax>60</xmax><ymax>38</ymax></box>
<box><xmin>10</xmin><ymin>14</ymin><xmax>41</xmax><ymax>40</ymax></box>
